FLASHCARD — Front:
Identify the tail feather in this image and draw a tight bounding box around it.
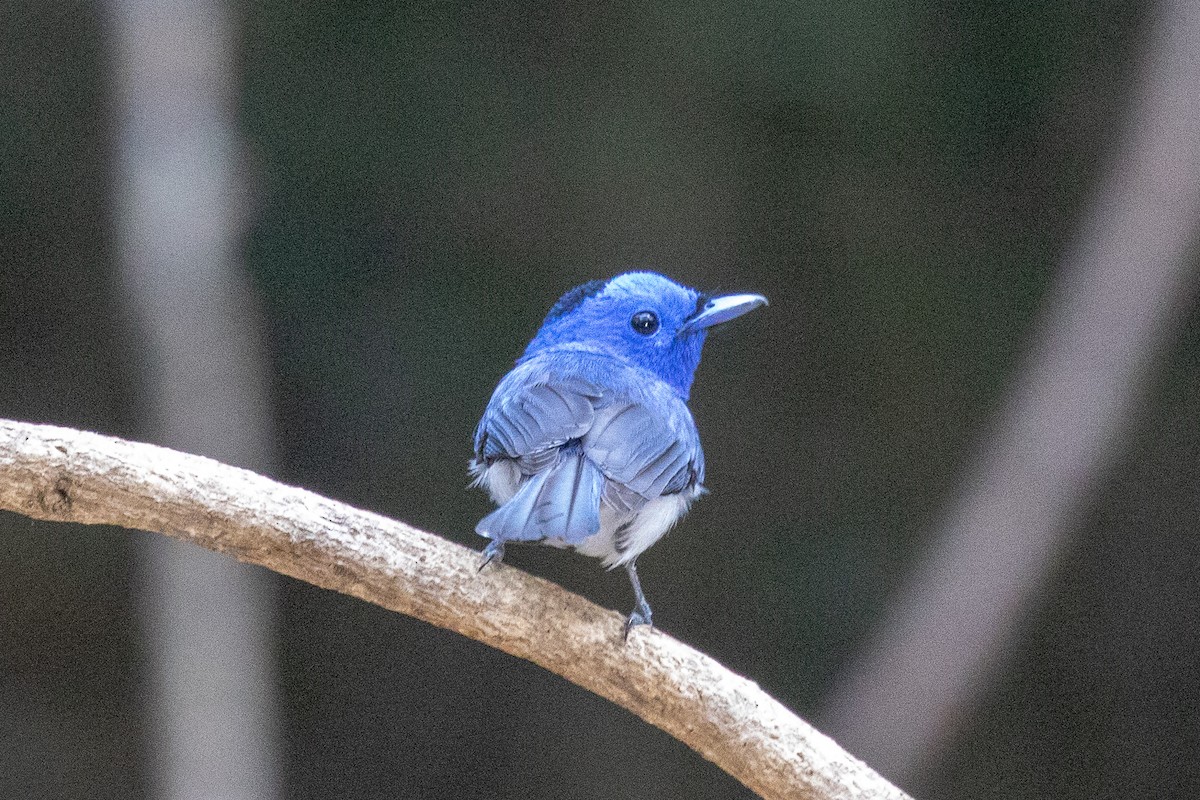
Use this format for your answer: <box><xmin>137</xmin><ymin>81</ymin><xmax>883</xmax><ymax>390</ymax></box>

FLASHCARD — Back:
<box><xmin>476</xmin><ymin>450</ymin><xmax>603</xmax><ymax>544</ymax></box>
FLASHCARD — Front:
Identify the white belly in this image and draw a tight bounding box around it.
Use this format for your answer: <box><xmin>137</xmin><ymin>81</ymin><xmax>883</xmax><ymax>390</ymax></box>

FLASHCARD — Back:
<box><xmin>473</xmin><ymin>458</ymin><xmax>696</xmax><ymax>567</ymax></box>
<box><xmin>551</xmin><ymin>492</ymin><xmax>693</xmax><ymax>568</ymax></box>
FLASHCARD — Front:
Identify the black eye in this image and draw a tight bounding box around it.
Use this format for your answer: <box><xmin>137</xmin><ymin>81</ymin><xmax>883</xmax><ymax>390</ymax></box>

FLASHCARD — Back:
<box><xmin>630</xmin><ymin>310</ymin><xmax>659</xmax><ymax>335</ymax></box>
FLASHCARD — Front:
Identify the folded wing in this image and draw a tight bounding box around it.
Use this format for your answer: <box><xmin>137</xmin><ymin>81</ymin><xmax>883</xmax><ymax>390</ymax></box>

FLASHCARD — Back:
<box><xmin>473</xmin><ymin>370</ymin><xmax>702</xmax><ymax>545</ymax></box>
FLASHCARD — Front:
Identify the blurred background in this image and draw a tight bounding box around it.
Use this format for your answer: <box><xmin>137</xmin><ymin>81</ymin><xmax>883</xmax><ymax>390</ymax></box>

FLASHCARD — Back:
<box><xmin>3</xmin><ymin>1</ymin><xmax>1199</xmax><ymax>798</ymax></box>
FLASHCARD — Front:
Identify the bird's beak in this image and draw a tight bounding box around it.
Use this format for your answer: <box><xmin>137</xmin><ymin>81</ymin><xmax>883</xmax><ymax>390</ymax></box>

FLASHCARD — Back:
<box><xmin>679</xmin><ymin>293</ymin><xmax>768</xmax><ymax>334</ymax></box>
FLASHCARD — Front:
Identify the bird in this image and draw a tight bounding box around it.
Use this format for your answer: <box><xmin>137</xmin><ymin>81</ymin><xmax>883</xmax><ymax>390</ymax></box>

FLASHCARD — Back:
<box><xmin>470</xmin><ymin>271</ymin><xmax>767</xmax><ymax>638</ymax></box>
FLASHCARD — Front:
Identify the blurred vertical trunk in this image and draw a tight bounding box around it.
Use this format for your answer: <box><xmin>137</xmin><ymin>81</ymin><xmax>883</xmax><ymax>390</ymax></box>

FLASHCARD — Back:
<box><xmin>108</xmin><ymin>2</ymin><xmax>282</xmax><ymax>798</ymax></box>
<box><xmin>821</xmin><ymin>0</ymin><xmax>1200</xmax><ymax>784</ymax></box>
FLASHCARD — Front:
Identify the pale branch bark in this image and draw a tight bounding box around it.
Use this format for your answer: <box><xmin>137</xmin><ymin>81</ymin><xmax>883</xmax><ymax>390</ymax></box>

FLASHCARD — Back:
<box><xmin>0</xmin><ymin>419</ymin><xmax>907</xmax><ymax>800</ymax></box>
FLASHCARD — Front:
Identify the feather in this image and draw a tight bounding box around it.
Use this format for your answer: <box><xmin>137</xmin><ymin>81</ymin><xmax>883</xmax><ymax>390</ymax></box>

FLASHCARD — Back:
<box><xmin>475</xmin><ymin>446</ymin><xmax>603</xmax><ymax>543</ymax></box>
<box><xmin>585</xmin><ymin>402</ymin><xmax>700</xmax><ymax>501</ymax></box>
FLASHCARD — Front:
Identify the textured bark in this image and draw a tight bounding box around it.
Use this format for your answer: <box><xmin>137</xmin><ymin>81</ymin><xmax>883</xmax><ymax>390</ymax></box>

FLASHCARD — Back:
<box><xmin>0</xmin><ymin>419</ymin><xmax>907</xmax><ymax>800</ymax></box>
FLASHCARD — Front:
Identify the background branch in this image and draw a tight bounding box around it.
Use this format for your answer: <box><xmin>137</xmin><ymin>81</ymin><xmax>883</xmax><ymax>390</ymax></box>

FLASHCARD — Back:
<box><xmin>108</xmin><ymin>1</ymin><xmax>282</xmax><ymax>796</ymax></box>
<box><xmin>820</xmin><ymin>0</ymin><xmax>1200</xmax><ymax>781</ymax></box>
<box><xmin>0</xmin><ymin>418</ymin><xmax>907</xmax><ymax>800</ymax></box>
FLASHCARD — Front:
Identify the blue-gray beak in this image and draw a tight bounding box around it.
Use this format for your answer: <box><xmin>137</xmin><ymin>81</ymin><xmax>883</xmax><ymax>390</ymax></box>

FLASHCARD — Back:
<box><xmin>679</xmin><ymin>293</ymin><xmax>768</xmax><ymax>334</ymax></box>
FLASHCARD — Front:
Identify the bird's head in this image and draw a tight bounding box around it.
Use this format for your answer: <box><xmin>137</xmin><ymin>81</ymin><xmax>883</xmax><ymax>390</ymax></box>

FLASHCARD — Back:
<box><xmin>522</xmin><ymin>272</ymin><xmax>767</xmax><ymax>398</ymax></box>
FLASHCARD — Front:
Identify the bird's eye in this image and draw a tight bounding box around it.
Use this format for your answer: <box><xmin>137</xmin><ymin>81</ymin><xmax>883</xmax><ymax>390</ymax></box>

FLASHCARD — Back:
<box><xmin>630</xmin><ymin>311</ymin><xmax>660</xmax><ymax>335</ymax></box>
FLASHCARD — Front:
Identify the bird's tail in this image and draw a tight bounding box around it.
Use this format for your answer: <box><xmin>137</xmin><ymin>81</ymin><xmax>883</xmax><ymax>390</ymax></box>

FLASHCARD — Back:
<box><xmin>476</xmin><ymin>446</ymin><xmax>604</xmax><ymax>545</ymax></box>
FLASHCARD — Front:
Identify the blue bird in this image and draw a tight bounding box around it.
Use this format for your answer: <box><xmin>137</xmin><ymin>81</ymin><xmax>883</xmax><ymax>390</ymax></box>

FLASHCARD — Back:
<box><xmin>471</xmin><ymin>272</ymin><xmax>766</xmax><ymax>637</ymax></box>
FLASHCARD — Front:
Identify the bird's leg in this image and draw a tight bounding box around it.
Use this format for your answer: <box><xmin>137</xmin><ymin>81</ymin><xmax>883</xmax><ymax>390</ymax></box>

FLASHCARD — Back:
<box><xmin>479</xmin><ymin>539</ymin><xmax>505</xmax><ymax>571</ymax></box>
<box><xmin>623</xmin><ymin>559</ymin><xmax>653</xmax><ymax>640</ymax></box>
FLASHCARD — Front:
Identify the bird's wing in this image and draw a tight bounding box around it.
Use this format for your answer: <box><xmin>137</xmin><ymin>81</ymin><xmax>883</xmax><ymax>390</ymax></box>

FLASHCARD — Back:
<box><xmin>584</xmin><ymin>396</ymin><xmax>703</xmax><ymax>506</ymax></box>
<box><xmin>474</xmin><ymin>374</ymin><xmax>605</xmax><ymax>473</ymax></box>
<box><xmin>473</xmin><ymin>367</ymin><xmax>701</xmax><ymax>544</ymax></box>
<box><xmin>474</xmin><ymin>374</ymin><xmax>609</xmax><ymax>543</ymax></box>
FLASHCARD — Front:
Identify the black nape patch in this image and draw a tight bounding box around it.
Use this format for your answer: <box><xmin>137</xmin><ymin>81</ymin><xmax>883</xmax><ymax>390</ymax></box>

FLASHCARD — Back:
<box><xmin>544</xmin><ymin>278</ymin><xmax>610</xmax><ymax>322</ymax></box>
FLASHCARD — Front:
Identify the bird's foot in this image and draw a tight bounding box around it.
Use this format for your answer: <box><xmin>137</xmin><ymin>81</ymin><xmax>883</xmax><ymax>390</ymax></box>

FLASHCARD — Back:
<box><xmin>479</xmin><ymin>539</ymin><xmax>505</xmax><ymax>572</ymax></box>
<box><xmin>623</xmin><ymin>600</ymin><xmax>653</xmax><ymax>642</ymax></box>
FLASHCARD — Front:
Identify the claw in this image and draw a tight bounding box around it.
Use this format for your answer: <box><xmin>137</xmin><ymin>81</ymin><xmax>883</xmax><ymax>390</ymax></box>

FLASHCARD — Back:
<box><xmin>623</xmin><ymin>601</ymin><xmax>653</xmax><ymax>642</ymax></box>
<box><xmin>479</xmin><ymin>539</ymin><xmax>505</xmax><ymax>572</ymax></box>
<box><xmin>622</xmin><ymin>559</ymin><xmax>653</xmax><ymax>642</ymax></box>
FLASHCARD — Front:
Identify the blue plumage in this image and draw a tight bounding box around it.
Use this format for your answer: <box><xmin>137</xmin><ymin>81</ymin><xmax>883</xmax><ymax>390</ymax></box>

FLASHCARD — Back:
<box><xmin>471</xmin><ymin>271</ymin><xmax>766</xmax><ymax>637</ymax></box>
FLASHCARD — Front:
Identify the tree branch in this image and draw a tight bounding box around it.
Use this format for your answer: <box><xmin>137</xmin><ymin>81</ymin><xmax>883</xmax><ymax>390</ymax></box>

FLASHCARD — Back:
<box><xmin>0</xmin><ymin>418</ymin><xmax>907</xmax><ymax>800</ymax></box>
<box><xmin>819</xmin><ymin>0</ymin><xmax>1200</xmax><ymax>780</ymax></box>
<box><xmin>110</xmin><ymin>1</ymin><xmax>282</xmax><ymax>795</ymax></box>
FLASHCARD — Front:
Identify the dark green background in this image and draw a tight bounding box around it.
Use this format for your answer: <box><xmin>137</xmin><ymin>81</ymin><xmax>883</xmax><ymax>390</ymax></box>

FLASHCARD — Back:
<box><xmin>5</xmin><ymin>1</ymin><xmax>1198</xmax><ymax>798</ymax></box>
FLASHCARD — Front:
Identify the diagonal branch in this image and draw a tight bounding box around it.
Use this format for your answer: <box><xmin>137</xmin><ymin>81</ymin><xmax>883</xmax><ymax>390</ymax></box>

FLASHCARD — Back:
<box><xmin>0</xmin><ymin>418</ymin><xmax>907</xmax><ymax>800</ymax></box>
<box><xmin>820</xmin><ymin>0</ymin><xmax>1200</xmax><ymax>780</ymax></box>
